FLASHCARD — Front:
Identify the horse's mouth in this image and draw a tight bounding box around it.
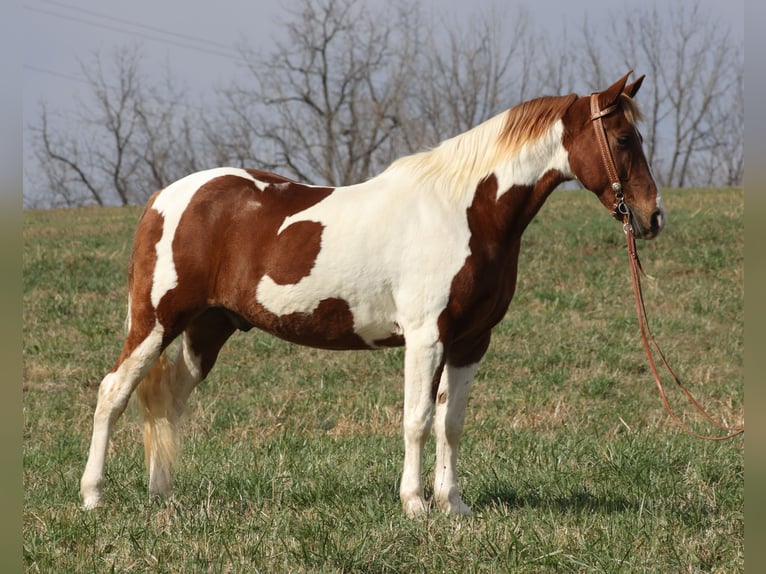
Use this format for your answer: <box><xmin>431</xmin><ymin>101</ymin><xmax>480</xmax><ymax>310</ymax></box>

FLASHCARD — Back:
<box><xmin>623</xmin><ymin>204</ymin><xmax>665</xmax><ymax>240</ymax></box>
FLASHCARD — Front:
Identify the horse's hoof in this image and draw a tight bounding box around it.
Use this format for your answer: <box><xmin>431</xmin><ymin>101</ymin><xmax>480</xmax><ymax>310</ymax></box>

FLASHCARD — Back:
<box><xmin>402</xmin><ymin>496</ymin><xmax>429</xmax><ymax>518</ymax></box>
<box><xmin>81</xmin><ymin>495</ymin><xmax>104</xmax><ymax>510</ymax></box>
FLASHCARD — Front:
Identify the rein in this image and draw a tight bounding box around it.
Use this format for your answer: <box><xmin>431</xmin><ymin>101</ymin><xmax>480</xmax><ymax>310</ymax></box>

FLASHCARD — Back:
<box><xmin>590</xmin><ymin>94</ymin><xmax>744</xmax><ymax>441</ymax></box>
<box><xmin>623</xmin><ymin>228</ymin><xmax>744</xmax><ymax>440</ymax></box>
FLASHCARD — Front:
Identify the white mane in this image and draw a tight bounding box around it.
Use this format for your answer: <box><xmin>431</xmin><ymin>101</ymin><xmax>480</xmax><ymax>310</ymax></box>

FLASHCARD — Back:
<box><xmin>378</xmin><ymin>94</ymin><xmax>579</xmax><ymax>201</ymax></box>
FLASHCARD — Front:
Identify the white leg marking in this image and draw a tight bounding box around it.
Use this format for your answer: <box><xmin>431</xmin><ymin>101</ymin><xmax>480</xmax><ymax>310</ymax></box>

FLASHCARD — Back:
<box><xmin>400</xmin><ymin>332</ymin><xmax>443</xmax><ymax>517</ymax></box>
<box><xmin>433</xmin><ymin>363</ymin><xmax>478</xmax><ymax>516</ymax></box>
<box><xmin>80</xmin><ymin>326</ymin><xmax>164</xmax><ymax>509</ymax></box>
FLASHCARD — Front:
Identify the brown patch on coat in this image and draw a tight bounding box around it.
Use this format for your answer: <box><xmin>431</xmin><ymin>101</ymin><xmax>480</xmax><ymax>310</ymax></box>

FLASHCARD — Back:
<box><xmin>373</xmin><ymin>334</ymin><xmax>406</xmax><ymax>348</ymax></box>
<box><xmin>498</xmin><ymin>94</ymin><xmax>577</xmax><ymax>154</ymax></box>
<box><xmin>265</xmin><ymin>221</ymin><xmax>325</xmax><ymax>285</ymax></box>
<box><xmin>250</xmin><ymin>298</ymin><xmax>369</xmax><ymax>350</ymax></box>
<box><xmin>133</xmin><ymin>170</ymin><xmax>383</xmax><ymax>355</ymax></box>
<box><xmin>439</xmin><ymin>170</ymin><xmax>566</xmax><ymax>367</ymax></box>
<box><xmin>183</xmin><ymin>307</ymin><xmax>238</xmax><ymax>377</ymax></box>
<box><xmin>150</xmin><ymin>172</ymin><xmax>334</xmax><ymax>338</ymax></box>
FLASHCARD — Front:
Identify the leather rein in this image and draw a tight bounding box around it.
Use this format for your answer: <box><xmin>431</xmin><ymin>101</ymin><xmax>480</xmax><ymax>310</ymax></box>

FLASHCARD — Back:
<box><xmin>589</xmin><ymin>93</ymin><xmax>744</xmax><ymax>441</ymax></box>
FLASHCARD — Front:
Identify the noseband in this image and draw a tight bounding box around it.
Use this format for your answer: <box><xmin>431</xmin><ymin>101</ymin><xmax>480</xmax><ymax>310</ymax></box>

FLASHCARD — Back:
<box><xmin>590</xmin><ymin>93</ymin><xmax>629</xmax><ymax>220</ymax></box>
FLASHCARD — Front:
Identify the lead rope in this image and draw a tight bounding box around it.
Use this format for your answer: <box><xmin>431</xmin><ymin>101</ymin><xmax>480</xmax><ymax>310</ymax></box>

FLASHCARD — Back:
<box><xmin>623</xmin><ymin>221</ymin><xmax>744</xmax><ymax>441</ymax></box>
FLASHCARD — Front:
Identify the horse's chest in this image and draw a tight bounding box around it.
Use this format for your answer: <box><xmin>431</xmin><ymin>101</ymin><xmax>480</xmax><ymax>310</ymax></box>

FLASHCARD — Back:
<box><xmin>444</xmin><ymin>238</ymin><xmax>521</xmax><ymax>335</ymax></box>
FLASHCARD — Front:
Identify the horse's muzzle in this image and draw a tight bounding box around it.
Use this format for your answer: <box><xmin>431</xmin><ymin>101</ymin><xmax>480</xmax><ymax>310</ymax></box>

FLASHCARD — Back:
<box><xmin>625</xmin><ymin>205</ymin><xmax>665</xmax><ymax>239</ymax></box>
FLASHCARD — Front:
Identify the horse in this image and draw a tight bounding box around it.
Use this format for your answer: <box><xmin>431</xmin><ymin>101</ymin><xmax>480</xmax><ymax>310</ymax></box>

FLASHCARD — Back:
<box><xmin>80</xmin><ymin>71</ymin><xmax>665</xmax><ymax>517</ymax></box>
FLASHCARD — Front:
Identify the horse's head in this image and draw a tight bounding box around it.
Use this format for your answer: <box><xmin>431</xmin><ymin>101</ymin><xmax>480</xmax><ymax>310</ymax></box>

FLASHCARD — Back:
<box><xmin>564</xmin><ymin>72</ymin><xmax>665</xmax><ymax>239</ymax></box>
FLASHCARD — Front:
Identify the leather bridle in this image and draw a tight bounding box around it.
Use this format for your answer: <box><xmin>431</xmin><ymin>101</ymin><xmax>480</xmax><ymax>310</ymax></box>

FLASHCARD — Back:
<box><xmin>590</xmin><ymin>93</ymin><xmax>630</xmax><ymax>221</ymax></box>
<box><xmin>590</xmin><ymin>92</ymin><xmax>743</xmax><ymax>441</ymax></box>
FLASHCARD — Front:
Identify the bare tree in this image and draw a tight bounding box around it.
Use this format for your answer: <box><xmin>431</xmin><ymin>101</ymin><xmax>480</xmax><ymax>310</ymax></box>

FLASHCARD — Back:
<box><xmin>29</xmin><ymin>46</ymin><xmax>204</xmax><ymax>207</ymax></box>
<box><xmin>576</xmin><ymin>1</ymin><xmax>743</xmax><ymax>188</ymax></box>
<box><xmin>698</xmin><ymin>62</ymin><xmax>744</xmax><ymax>186</ymax></box>
<box><xmin>212</xmin><ymin>0</ymin><xmax>420</xmax><ymax>186</ymax></box>
<box><xmin>404</xmin><ymin>6</ymin><xmax>535</xmax><ymax>151</ymax></box>
<box><xmin>31</xmin><ymin>48</ymin><xmax>144</xmax><ymax>206</ymax></box>
<box><xmin>133</xmin><ymin>73</ymin><xmax>205</xmax><ymax>190</ymax></box>
<box><xmin>211</xmin><ymin>0</ymin><xmax>540</xmax><ymax>184</ymax></box>
<box><xmin>535</xmin><ymin>22</ymin><xmax>577</xmax><ymax>97</ymax></box>
<box><xmin>660</xmin><ymin>4</ymin><xmax>740</xmax><ymax>187</ymax></box>
<box><xmin>26</xmin><ymin>0</ymin><xmax>743</xmax><ymax>208</ymax></box>
<box><xmin>34</xmin><ymin>104</ymin><xmax>108</xmax><ymax>207</ymax></box>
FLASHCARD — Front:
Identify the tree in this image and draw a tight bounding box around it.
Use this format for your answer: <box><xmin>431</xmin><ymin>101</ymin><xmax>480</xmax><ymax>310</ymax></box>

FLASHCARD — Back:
<box><xmin>211</xmin><ymin>0</ymin><xmax>539</xmax><ymax>186</ymax></box>
<box><xmin>133</xmin><ymin>75</ymin><xmax>205</xmax><ymax>192</ymax></box>
<box><xmin>211</xmin><ymin>0</ymin><xmax>420</xmax><ymax>186</ymax></box>
<box><xmin>403</xmin><ymin>7</ymin><xmax>535</xmax><ymax>151</ymax></box>
<box><xmin>27</xmin><ymin>0</ymin><xmax>743</xmax><ymax>208</ymax></box>
<box><xmin>28</xmin><ymin>47</ymin><xmax>203</xmax><ymax>207</ymax></box>
<box><xmin>32</xmin><ymin>48</ymin><xmax>144</xmax><ymax>207</ymax></box>
<box><xmin>575</xmin><ymin>1</ymin><xmax>743</xmax><ymax>188</ymax></box>
<box><xmin>698</xmin><ymin>64</ymin><xmax>743</xmax><ymax>187</ymax></box>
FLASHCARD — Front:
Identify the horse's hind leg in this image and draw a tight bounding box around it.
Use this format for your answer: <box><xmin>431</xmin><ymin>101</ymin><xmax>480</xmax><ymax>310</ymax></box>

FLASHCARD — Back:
<box><xmin>135</xmin><ymin>307</ymin><xmax>237</xmax><ymax>498</ymax></box>
<box><xmin>80</xmin><ymin>324</ymin><xmax>164</xmax><ymax>509</ymax></box>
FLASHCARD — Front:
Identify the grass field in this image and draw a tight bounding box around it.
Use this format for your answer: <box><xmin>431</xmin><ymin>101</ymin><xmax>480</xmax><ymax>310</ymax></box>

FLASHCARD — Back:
<box><xmin>23</xmin><ymin>188</ymin><xmax>743</xmax><ymax>573</ymax></box>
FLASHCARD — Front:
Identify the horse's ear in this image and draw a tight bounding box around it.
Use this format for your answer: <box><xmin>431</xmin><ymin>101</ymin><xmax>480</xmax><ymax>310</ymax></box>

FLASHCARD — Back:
<box><xmin>623</xmin><ymin>74</ymin><xmax>645</xmax><ymax>99</ymax></box>
<box><xmin>598</xmin><ymin>70</ymin><xmax>634</xmax><ymax>109</ymax></box>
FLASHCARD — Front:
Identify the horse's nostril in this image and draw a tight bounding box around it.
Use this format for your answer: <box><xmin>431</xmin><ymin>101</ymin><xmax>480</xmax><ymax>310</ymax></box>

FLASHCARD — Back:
<box><xmin>650</xmin><ymin>209</ymin><xmax>664</xmax><ymax>233</ymax></box>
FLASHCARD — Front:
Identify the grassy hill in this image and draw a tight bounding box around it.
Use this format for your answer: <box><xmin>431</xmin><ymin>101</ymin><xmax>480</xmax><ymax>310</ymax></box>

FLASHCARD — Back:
<box><xmin>23</xmin><ymin>188</ymin><xmax>743</xmax><ymax>572</ymax></box>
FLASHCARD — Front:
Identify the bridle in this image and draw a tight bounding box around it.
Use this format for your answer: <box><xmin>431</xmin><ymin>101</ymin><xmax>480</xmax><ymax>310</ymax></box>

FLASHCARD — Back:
<box><xmin>590</xmin><ymin>93</ymin><xmax>630</xmax><ymax>220</ymax></box>
<box><xmin>589</xmin><ymin>93</ymin><xmax>744</xmax><ymax>441</ymax></box>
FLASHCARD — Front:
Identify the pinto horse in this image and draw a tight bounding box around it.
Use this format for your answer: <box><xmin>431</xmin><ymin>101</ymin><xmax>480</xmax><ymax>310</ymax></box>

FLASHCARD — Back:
<box><xmin>80</xmin><ymin>72</ymin><xmax>665</xmax><ymax>516</ymax></box>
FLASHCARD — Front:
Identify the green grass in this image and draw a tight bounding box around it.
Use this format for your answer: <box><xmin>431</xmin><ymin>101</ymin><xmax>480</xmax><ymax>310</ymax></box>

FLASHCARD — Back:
<box><xmin>23</xmin><ymin>189</ymin><xmax>743</xmax><ymax>573</ymax></box>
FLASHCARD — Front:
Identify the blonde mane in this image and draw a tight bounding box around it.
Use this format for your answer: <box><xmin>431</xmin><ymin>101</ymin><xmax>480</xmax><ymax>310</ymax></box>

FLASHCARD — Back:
<box><xmin>382</xmin><ymin>94</ymin><xmax>578</xmax><ymax>199</ymax></box>
<box><xmin>498</xmin><ymin>94</ymin><xmax>578</xmax><ymax>153</ymax></box>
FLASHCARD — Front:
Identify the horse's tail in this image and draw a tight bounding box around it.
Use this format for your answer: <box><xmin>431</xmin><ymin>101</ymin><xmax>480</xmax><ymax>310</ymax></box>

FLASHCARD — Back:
<box><xmin>135</xmin><ymin>352</ymin><xmax>179</xmax><ymax>496</ymax></box>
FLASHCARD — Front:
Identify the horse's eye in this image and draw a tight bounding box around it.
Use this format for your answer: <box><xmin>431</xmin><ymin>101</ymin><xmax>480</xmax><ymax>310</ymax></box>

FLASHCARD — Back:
<box><xmin>616</xmin><ymin>135</ymin><xmax>630</xmax><ymax>147</ymax></box>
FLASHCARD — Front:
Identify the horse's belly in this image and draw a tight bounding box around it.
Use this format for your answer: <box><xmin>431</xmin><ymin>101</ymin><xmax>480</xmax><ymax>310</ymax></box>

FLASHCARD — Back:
<box><xmin>248</xmin><ymin>278</ymin><xmax>403</xmax><ymax>350</ymax></box>
<box><xmin>250</xmin><ymin>298</ymin><xmax>403</xmax><ymax>351</ymax></box>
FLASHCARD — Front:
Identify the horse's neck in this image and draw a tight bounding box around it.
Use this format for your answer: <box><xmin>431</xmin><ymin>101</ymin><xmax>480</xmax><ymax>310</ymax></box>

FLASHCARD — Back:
<box><xmin>491</xmin><ymin>120</ymin><xmax>571</xmax><ymax>195</ymax></box>
<box><xmin>363</xmin><ymin>114</ymin><xmax>572</xmax><ymax>238</ymax></box>
<box><xmin>469</xmin><ymin>168</ymin><xmax>568</xmax><ymax>250</ymax></box>
<box><xmin>459</xmin><ymin>119</ymin><xmax>572</xmax><ymax>240</ymax></box>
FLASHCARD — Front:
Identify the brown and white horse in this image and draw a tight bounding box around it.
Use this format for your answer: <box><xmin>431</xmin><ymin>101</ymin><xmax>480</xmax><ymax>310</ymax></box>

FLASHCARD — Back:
<box><xmin>80</xmin><ymin>72</ymin><xmax>664</xmax><ymax>516</ymax></box>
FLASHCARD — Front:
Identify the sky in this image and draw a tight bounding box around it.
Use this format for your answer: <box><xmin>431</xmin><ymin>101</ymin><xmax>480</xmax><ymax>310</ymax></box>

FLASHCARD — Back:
<box><xmin>23</xmin><ymin>0</ymin><xmax>744</xmax><ymax>106</ymax></box>
<box><xmin>21</xmin><ymin>0</ymin><xmax>744</xmax><ymax>202</ymax></box>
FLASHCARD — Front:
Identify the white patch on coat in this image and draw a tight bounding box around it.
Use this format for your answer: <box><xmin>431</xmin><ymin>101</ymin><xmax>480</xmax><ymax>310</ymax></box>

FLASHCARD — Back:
<box><xmin>256</xmin><ymin>177</ymin><xmax>473</xmax><ymax>346</ymax></box>
<box><xmin>494</xmin><ymin>120</ymin><xmax>572</xmax><ymax>196</ymax></box>
<box><xmin>255</xmin><ymin>121</ymin><xmax>568</xmax><ymax>346</ymax></box>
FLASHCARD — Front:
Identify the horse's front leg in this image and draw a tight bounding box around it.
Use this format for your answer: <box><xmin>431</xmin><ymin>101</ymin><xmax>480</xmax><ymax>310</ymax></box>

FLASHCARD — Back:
<box><xmin>433</xmin><ymin>362</ymin><xmax>479</xmax><ymax>516</ymax></box>
<box><xmin>400</xmin><ymin>333</ymin><xmax>444</xmax><ymax>517</ymax></box>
